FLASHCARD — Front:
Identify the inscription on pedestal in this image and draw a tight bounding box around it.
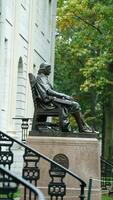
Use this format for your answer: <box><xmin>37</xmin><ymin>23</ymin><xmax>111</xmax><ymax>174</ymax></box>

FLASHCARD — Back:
<box><xmin>53</xmin><ymin>154</ymin><xmax>69</xmax><ymax>169</ymax></box>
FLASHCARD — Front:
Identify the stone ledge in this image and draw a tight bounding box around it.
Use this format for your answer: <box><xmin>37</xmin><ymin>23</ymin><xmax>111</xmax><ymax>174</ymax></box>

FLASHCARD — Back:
<box><xmin>29</xmin><ymin>130</ymin><xmax>99</xmax><ymax>138</ymax></box>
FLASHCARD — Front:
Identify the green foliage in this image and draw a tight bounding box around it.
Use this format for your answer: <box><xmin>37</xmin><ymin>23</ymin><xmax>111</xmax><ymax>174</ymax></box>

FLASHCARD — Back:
<box><xmin>57</xmin><ymin>0</ymin><xmax>113</xmax><ymax>96</ymax></box>
<box><xmin>55</xmin><ymin>0</ymin><xmax>113</xmax><ymax>132</ymax></box>
<box><xmin>102</xmin><ymin>195</ymin><xmax>113</xmax><ymax>200</ymax></box>
<box><xmin>0</xmin><ymin>188</ymin><xmax>20</xmax><ymax>198</ymax></box>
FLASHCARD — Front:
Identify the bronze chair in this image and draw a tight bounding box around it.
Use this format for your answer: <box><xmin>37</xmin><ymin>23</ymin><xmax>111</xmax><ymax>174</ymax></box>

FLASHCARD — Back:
<box><xmin>29</xmin><ymin>73</ymin><xmax>64</xmax><ymax>132</ymax></box>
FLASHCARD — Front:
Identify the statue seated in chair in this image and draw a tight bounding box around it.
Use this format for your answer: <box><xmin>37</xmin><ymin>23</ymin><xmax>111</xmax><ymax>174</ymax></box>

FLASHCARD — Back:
<box><xmin>29</xmin><ymin>63</ymin><xmax>97</xmax><ymax>133</ymax></box>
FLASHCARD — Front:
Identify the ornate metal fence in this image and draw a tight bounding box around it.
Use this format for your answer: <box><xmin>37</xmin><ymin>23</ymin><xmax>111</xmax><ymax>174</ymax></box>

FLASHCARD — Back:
<box><xmin>13</xmin><ymin>118</ymin><xmax>32</xmax><ymax>142</ymax></box>
<box><xmin>0</xmin><ymin>131</ymin><xmax>86</xmax><ymax>200</ymax></box>
<box><xmin>101</xmin><ymin>156</ymin><xmax>113</xmax><ymax>194</ymax></box>
<box><xmin>0</xmin><ymin>165</ymin><xmax>45</xmax><ymax>200</ymax></box>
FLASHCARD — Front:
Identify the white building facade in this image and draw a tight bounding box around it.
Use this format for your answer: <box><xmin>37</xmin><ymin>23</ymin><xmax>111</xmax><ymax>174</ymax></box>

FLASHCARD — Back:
<box><xmin>0</xmin><ymin>0</ymin><xmax>57</xmax><ymax>136</ymax></box>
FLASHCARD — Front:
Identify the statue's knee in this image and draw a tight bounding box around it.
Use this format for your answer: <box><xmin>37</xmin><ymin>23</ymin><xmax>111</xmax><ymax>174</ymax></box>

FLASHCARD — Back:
<box><xmin>76</xmin><ymin>102</ymin><xmax>80</xmax><ymax>110</ymax></box>
<box><xmin>73</xmin><ymin>102</ymin><xmax>81</xmax><ymax>111</ymax></box>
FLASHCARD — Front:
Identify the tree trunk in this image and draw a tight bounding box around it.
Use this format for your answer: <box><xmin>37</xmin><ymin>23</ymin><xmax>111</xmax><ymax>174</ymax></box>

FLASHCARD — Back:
<box><xmin>102</xmin><ymin>99</ymin><xmax>113</xmax><ymax>161</ymax></box>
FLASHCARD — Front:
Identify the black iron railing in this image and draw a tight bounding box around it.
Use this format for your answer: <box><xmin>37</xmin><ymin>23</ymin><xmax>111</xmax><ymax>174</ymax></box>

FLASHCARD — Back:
<box><xmin>0</xmin><ymin>165</ymin><xmax>45</xmax><ymax>200</ymax></box>
<box><xmin>0</xmin><ymin>131</ymin><xmax>86</xmax><ymax>200</ymax></box>
<box><xmin>13</xmin><ymin>118</ymin><xmax>32</xmax><ymax>142</ymax></box>
<box><xmin>101</xmin><ymin>157</ymin><xmax>113</xmax><ymax>192</ymax></box>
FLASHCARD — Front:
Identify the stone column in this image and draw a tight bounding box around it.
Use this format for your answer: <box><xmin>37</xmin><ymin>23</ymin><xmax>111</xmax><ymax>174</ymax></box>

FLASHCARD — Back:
<box><xmin>0</xmin><ymin>0</ymin><xmax>7</xmax><ymax>132</ymax></box>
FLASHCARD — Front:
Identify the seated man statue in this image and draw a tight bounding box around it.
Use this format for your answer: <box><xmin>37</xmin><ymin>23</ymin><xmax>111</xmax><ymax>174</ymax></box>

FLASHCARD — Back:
<box><xmin>35</xmin><ymin>62</ymin><xmax>96</xmax><ymax>133</ymax></box>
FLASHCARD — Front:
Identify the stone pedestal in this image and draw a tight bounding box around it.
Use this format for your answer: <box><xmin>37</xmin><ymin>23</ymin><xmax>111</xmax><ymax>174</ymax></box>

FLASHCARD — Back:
<box><xmin>27</xmin><ymin>136</ymin><xmax>101</xmax><ymax>200</ymax></box>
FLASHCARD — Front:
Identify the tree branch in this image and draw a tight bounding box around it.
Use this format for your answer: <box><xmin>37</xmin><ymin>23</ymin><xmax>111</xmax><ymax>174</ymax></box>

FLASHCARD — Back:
<box><xmin>75</xmin><ymin>15</ymin><xmax>102</xmax><ymax>34</ymax></box>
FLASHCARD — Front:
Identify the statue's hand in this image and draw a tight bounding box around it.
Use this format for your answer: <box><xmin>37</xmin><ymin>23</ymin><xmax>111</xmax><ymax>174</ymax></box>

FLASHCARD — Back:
<box><xmin>48</xmin><ymin>96</ymin><xmax>54</xmax><ymax>101</ymax></box>
<box><xmin>63</xmin><ymin>95</ymin><xmax>73</xmax><ymax>101</ymax></box>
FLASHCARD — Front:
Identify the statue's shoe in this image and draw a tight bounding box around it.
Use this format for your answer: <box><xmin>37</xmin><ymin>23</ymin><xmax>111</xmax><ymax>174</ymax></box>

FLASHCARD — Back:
<box><xmin>91</xmin><ymin>127</ymin><xmax>99</xmax><ymax>134</ymax></box>
<box><xmin>79</xmin><ymin>127</ymin><xmax>99</xmax><ymax>134</ymax></box>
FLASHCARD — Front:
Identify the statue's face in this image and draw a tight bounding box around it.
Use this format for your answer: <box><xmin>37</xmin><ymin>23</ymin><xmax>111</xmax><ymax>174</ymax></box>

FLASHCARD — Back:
<box><xmin>44</xmin><ymin>66</ymin><xmax>51</xmax><ymax>75</ymax></box>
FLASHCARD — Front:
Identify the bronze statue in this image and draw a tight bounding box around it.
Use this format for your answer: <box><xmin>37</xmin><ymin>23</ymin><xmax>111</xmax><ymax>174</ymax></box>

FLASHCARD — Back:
<box><xmin>29</xmin><ymin>63</ymin><xmax>97</xmax><ymax>133</ymax></box>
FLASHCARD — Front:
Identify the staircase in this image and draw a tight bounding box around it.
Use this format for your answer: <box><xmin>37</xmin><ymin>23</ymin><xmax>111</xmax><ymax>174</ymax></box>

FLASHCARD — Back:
<box><xmin>0</xmin><ymin>165</ymin><xmax>45</xmax><ymax>200</ymax></box>
<box><xmin>0</xmin><ymin>131</ymin><xmax>86</xmax><ymax>200</ymax></box>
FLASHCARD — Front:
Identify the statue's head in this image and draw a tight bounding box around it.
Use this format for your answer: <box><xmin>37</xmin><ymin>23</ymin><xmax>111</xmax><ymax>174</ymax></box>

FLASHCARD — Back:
<box><xmin>38</xmin><ymin>63</ymin><xmax>51</xmax><ymax>75</ymax></box>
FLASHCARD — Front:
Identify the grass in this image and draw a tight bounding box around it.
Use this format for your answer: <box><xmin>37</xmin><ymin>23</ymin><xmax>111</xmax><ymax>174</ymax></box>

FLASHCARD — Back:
<box><xmin>102</xmin><ymin>195</ymin><xmax>113</xmax><ymax>200</ymax></box>
<box><xmin>0</xmin><ymin>189</ymin><xmax>20</xmax><ymax>198</ymax></box>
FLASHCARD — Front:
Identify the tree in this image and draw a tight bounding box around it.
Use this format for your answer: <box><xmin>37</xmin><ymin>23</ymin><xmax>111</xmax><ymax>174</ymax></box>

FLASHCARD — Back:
<box><xmin>55</xmin><ymin>0</ymin><xmax>113</xmax><ymax>161</ymax></box>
